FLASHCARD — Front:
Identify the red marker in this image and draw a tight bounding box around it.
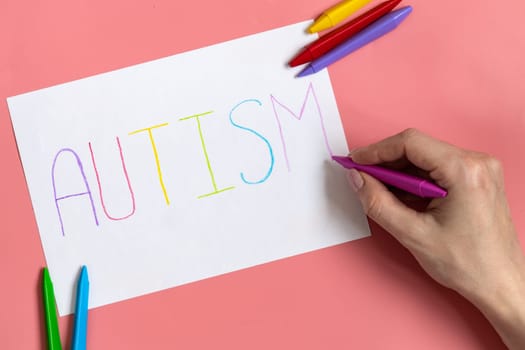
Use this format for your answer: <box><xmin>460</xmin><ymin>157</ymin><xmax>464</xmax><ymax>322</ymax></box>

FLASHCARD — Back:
<box><xmin>289</xmin><ymin>0</ymin><xmax>402</xmax><ymax>67</ymax></box>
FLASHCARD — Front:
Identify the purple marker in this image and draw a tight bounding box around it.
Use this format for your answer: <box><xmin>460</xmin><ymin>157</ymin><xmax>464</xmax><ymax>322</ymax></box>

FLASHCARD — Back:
<box><xmin>332</xmin><ymin>155</ymin><xmax>447</xmax><ymax>198</ymax></box>
<box><xmin>298</xmin><ymin>6</ymin><xmax>413</xmax><ymax>77</ymax></box>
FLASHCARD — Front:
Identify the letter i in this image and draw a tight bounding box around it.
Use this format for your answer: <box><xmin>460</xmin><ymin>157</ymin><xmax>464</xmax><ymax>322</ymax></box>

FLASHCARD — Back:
<box><xmin>179</xmin><ymin>111</ymin><xmax>235</xmax><ymax>198</ymax></box>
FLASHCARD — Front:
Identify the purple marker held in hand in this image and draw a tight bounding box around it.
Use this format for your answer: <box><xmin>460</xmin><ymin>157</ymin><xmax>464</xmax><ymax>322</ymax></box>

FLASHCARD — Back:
<box><xmin>332</xmin><ymin>156</ymin><xmax>447</xmax><ymax>198</ymax></box>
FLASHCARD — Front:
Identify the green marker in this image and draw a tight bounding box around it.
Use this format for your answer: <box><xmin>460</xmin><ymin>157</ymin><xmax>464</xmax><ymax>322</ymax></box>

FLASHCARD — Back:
<box><xmin>42</xmin><ymin>268</ymin><xmax>62</xmax><ymax>350</ymax></box>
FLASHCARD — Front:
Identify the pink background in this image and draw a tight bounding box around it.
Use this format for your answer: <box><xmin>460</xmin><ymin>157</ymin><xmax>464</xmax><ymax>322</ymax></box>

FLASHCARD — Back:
<box><xmin>2</xmin><ymin>0</ymin><xmax>524</xmax><ymax>348</ymax></box>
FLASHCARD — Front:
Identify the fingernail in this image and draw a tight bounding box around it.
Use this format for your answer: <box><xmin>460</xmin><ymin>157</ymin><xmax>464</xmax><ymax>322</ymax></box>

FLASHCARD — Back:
<box><xmin>347</xmin><ymin>169</ymin><xmax>364</xmax><ymax>192</ymax></box>
<box><xmin>348</xmin><ymin>148</ymin><xmax>361</xmax><ymax>156</ymax></box>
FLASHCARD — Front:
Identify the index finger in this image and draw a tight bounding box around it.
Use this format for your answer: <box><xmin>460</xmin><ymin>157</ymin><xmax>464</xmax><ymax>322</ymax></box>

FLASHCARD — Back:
<box><xmin>350</xmin><ymin>129</ymin><xmax>460</xmax><ymax>183</ymax></box>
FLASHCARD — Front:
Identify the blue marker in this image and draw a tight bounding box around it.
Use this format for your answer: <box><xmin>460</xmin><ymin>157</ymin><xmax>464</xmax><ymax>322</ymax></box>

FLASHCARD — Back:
<box><xmin>298</xmin><ymin>6</ymin><xmax>413</xmax><ymax>77</ymax></box>
<box><xmin>72</xmin><ymin>266</ymin><xmax>89</xmax><ymax>350</ymax></box>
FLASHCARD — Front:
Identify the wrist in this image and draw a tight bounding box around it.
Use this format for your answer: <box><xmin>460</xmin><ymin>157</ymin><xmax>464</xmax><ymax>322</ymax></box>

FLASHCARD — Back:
<box><xmin>466</xmin><ymin>260</ymin><xmax>525</xmax><ymax>349</ymax></box>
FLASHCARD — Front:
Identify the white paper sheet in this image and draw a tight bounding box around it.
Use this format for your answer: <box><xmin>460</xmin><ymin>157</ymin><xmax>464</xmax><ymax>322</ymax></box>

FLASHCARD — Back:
<box><xmin>7</xmin><ymin>21</ymin><xmax>370</xmax><ymax>315</ymax></box>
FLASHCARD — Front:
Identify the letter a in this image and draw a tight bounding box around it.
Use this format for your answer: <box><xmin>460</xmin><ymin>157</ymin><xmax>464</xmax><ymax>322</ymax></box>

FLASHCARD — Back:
<box><xmin>51</xmin><ymin>148</ymin><xmax>99</xmax><ymax>236</ymax></box>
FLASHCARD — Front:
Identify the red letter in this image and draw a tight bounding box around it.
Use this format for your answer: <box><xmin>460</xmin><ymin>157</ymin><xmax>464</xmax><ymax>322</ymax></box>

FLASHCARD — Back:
<box><xmin>89</xmin><ymin>137</ymin><xmax>136</xmax><ymax>221</ymax></box>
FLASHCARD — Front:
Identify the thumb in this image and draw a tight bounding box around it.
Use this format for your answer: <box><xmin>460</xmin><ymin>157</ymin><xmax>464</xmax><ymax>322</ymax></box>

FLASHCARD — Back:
<box><xmin>347</xmin><ymin>169</ymin><xmax>424</xmax><ymax>243</ymax></box>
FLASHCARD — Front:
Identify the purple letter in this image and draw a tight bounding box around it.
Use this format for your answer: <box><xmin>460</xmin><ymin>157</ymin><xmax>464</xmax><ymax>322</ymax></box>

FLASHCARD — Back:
<box><xmin>52</xmin><ymin>148</ymin><xmax>99</xmax><ymax>236</ymax></box>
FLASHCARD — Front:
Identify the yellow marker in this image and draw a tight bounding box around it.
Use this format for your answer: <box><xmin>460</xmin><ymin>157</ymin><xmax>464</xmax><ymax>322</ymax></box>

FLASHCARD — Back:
<box><xmin>308</xmin><ymin>0</ymin><xmax>371</xmax><ymax>33</ymax></box>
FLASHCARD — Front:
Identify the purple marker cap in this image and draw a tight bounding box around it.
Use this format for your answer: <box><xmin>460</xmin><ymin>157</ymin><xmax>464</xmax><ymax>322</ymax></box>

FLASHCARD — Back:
<box><xmin>332</xmin><ymin>155</ymin><xmax>447</xmax><ymax>198</ymax></box>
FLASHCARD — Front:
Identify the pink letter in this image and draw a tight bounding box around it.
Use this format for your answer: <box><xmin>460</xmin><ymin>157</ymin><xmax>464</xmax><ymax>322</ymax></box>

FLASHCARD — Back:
<box><xmin>271</xmin><ymin>82</ymin><xmax>333</xmax><ymax>171</ymax></box>
<box><xmin>89</xmin><ymin>137</ymin><xmax>136</xmax><ymax>221</ymax></box>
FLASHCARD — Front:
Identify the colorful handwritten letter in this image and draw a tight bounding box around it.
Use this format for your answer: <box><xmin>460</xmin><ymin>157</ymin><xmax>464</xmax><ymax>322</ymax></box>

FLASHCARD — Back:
<box><xmin>7</xmin><ymin>22</ymin><xmax>370</xmax><ymax>315</ymax></box>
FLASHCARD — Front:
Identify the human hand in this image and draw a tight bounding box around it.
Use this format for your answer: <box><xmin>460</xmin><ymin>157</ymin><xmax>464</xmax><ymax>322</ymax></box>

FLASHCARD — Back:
<box><xmin>347</xmin><ymin>129</ymin><xmax>525</xmax><ymax>349</ymax></box>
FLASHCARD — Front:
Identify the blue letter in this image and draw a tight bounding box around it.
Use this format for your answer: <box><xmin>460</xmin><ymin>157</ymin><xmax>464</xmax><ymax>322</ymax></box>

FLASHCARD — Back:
<box><xmin>229</xmin><ymin>99</ymin><xmax>274</xmax><ymax>184</ymax></box>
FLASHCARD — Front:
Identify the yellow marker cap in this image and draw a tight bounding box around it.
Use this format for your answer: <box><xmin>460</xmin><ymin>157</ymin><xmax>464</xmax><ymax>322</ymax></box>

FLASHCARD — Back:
<box><xmin>308</xmin><ymin>14</ymin><xmax>333</xmax><ymax>34</ymax></box>
<box><xmin>308</xmin><ymin>0</ymin><xmax>372</xmax><ymax>33</ymax></box>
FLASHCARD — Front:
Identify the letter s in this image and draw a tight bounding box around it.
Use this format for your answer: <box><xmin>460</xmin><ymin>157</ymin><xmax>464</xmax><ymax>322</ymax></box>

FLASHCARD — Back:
<box><xmin>229</xmin><ymin>99</ymin><xmax>274</xmax><ymax>184</ymax></box>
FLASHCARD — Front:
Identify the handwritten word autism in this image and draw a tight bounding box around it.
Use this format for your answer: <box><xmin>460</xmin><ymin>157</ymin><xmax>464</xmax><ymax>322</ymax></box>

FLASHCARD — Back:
<box><xmin>51</xmin><ymin>83</ymin><xmax>334</xmax><ymax>236</ymax></box>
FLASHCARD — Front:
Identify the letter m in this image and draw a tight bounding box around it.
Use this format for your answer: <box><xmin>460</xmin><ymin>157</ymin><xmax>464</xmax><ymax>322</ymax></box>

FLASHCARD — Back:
<box><xmin>270</xmin><ymin>82</ymin><xmax>333</xmax><ymax>171</ymax></box>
